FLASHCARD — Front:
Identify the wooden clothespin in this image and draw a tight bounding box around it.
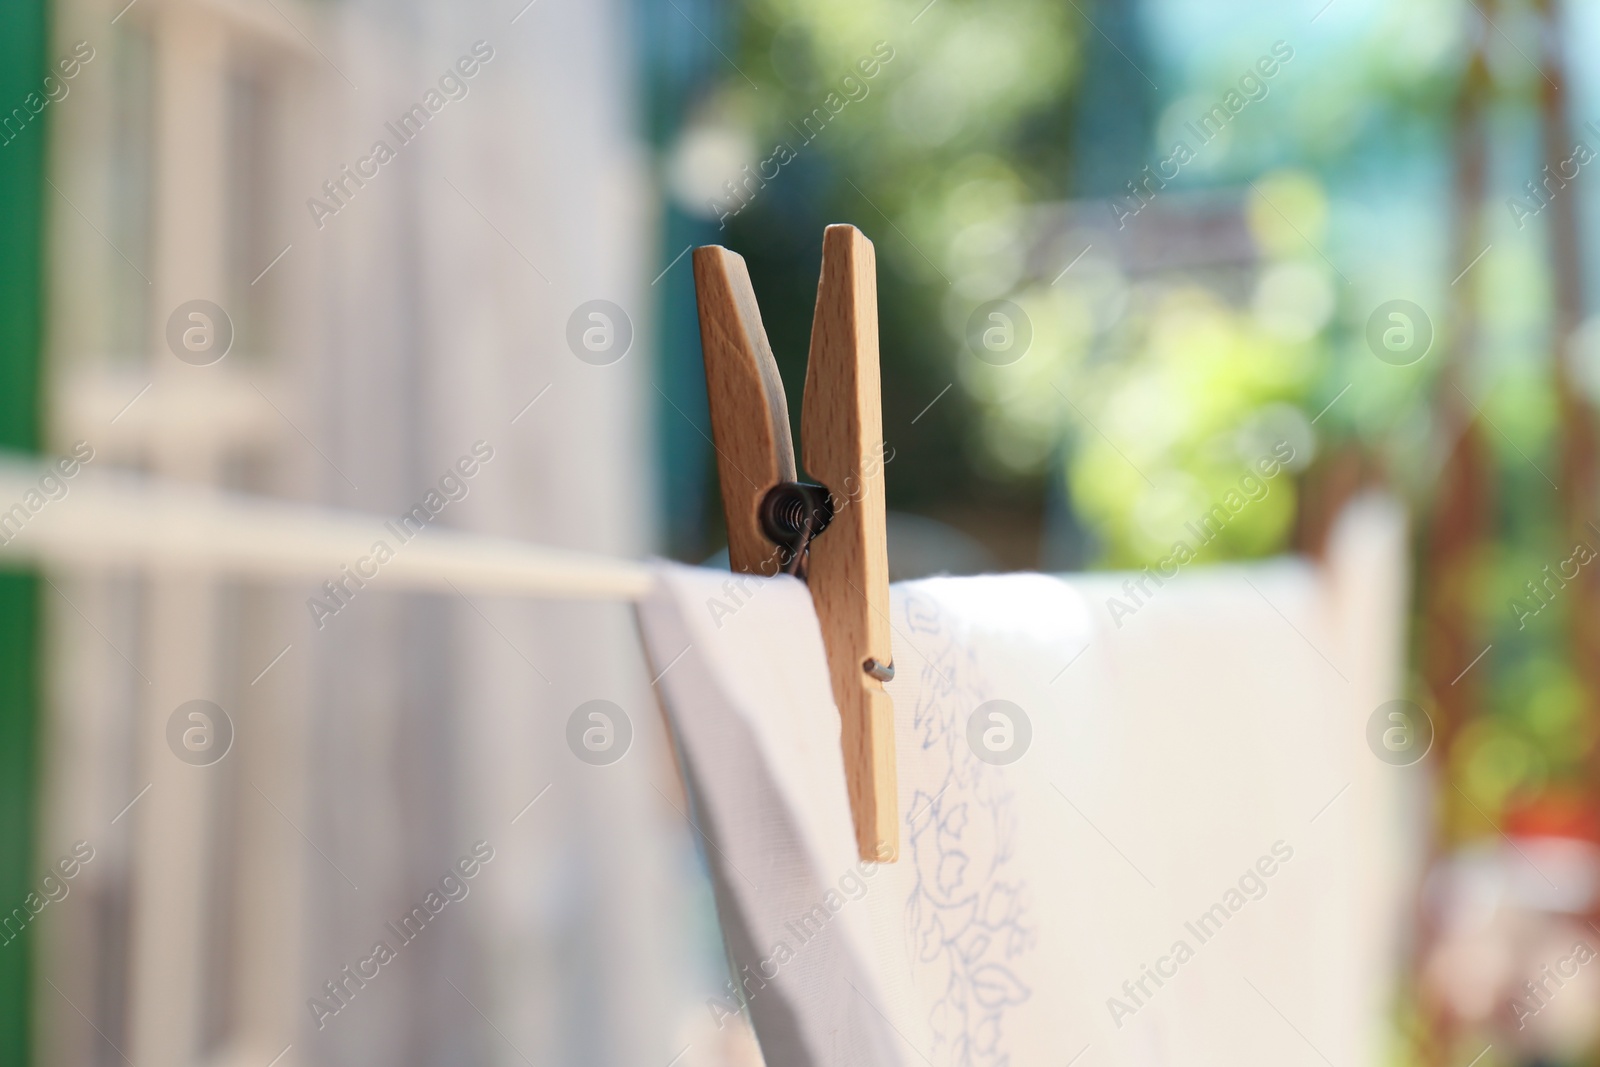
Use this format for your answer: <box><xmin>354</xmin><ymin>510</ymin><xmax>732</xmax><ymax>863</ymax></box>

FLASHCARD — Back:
<box><xmin>693</xmin><ymin>224</ymin><xmax>897</xmax><ymax>863</ymax></box>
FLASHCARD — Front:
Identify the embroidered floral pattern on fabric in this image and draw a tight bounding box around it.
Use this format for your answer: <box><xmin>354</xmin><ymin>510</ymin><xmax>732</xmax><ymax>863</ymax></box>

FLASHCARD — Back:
<box><xmin>901</xmin><ymin>590</ymin><xmax>1036</xmax><ymax>1066</ymax></box>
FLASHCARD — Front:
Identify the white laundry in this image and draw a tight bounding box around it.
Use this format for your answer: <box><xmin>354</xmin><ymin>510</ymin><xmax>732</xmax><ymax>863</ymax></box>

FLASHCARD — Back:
<box><xmin>638</xmin><ymin>494</ymin><xmax>1415</xmax><ymax>1067</ymax></box>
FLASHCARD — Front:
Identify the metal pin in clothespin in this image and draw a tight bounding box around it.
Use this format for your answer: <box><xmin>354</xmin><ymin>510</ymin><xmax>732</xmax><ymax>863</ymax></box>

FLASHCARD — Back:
<box><xmin>693</xmin><ymin>225</ymin><xmax>898</xmax><ymax>863</ymax></box>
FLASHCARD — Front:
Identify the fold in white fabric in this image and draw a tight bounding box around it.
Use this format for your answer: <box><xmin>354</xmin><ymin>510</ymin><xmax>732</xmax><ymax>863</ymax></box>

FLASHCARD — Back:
<box><xmin>639</xmin><ymin>495</ymin><xmax>1412</xmax><ymax>1067</ymax></box>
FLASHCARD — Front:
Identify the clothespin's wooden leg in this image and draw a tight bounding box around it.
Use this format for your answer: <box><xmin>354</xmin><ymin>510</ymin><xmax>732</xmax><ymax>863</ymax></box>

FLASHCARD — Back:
<box><xmin>693</xmin><ymin>246</ymin><xmax>797</xmax><ymax>576</ymax></box>
<box><xmin>802</xmin><ymin>225</ymin><xmax>898</xmax><ymax>863</ymax></box>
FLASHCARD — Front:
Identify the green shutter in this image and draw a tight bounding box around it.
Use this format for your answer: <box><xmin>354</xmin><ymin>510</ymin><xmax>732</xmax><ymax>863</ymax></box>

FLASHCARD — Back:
<box><xmin>0</xmin><ymin>0</ymin><xmax>49</xmax><ymax>1061</ymax></box>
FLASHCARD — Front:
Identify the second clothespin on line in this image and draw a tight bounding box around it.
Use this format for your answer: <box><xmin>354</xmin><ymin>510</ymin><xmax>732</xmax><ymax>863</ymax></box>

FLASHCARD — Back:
<box><xmin>693</xmin><ymin>224</ymin><xmax>898</xmax><ymax>864</ymax></box>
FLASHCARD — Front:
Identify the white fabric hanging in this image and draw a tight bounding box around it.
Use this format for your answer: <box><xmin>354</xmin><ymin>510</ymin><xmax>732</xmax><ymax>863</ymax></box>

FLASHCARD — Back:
<box><xmin>638</xmin><ymin>494</ymin><xmax>1415</xmax><ymax>1067</ymax></box>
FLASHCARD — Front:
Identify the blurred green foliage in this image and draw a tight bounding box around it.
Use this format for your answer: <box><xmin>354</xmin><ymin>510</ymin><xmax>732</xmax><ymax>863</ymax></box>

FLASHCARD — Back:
<box><xmin>675</xmin><ymin>0</ymin><xmax>1080</xmax><ymax>520</ymax></box>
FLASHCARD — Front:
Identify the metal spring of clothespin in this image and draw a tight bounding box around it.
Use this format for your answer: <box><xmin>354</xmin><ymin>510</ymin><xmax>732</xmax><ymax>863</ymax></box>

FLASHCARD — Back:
<box><xmin>759</xmin><ymin>481</ymin><xmax>833</xmax><ymax>579</ymax></box>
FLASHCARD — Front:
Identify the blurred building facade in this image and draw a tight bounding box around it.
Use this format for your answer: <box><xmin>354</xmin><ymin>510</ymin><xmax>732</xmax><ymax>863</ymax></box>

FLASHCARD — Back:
<box><xmin>24</xmin><ymin>0</ymin><xmax>731</xmax><ymax>1064</ymax></box>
